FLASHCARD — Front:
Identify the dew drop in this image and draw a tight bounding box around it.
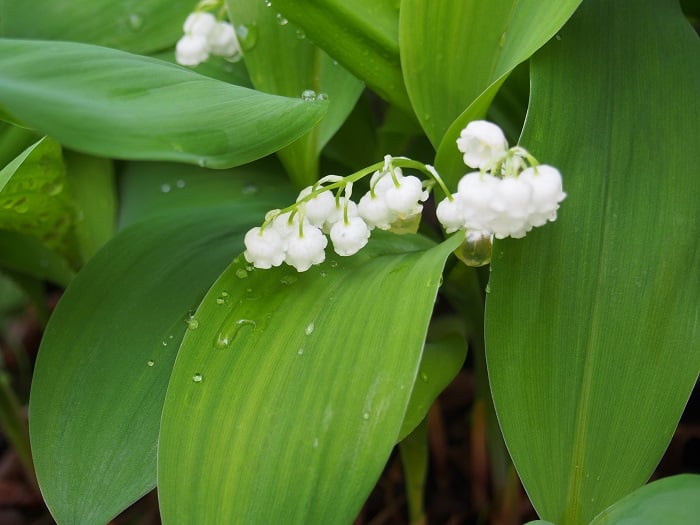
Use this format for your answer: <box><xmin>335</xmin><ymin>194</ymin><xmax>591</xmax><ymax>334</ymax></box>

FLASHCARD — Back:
<box><xmin>296</xmin><ymin>28</ymin><xmax>306</xmax><ymax>39</ymax></box>
<box><xmin>236</xmin><ymin>268</ymin><xmax>248</xmax><ymax>279</ymax></box>
<box><xmin>301</xmin><ymin>89</ymin><xmax>317</xmax><ymax>101</ymax></box>
<box><xmin>316</xmin><ymin>92</ymin><xmax>328</xmax><ymax>102</ymax></box>
<box><xmin>555</xmin><ymin>34</ymin><xmax>562</xmax><ymax>41</ymax></box>
<box><xmin>319</xmin><ymin>271</ymin><xmax>327</xmax><ymax>278</ymax></box>
<box><xmin>197</xmin><ymin>158</ymin><xmax>207</xmax><ymax>168</ymax></box>
<box><xmin>362</xmin><ymin>412</ymin><xmax>370</xmax><ymax>420</ymax></box>
<box><xmin>420</xmin><ymin>371</ymin><xmax>429</xmax><ymax>382</ymax></box>
<box><xmin>242</xmin><ymin>183</ymin><xmax>258</xmax><ymax>195</ymax></box>
<box><xmin>147</xmin><ymin>360</ymin><xmax>155</xmax><ymax>367</ymax></box>
<box><xmin>192</xmin><ymin>373</ymin><xmax>203</xmax><ymax>383</ymax></box>
<box><xmin>175</xmin><ymin>179</ymin><xmax>186</xmax><ymax>189</ymax></box>
<box><xmin>275</xmin><ymin>12</ymin><xmax>288</xmax><ymax>25</ymax></box>
<box><xmin>214</xmin><ymin>318</ymin><xmax>257</xmax><ymax>349</ymax></box>
<box><xmin>297</xmin><ymin>347</ymin><xmax>305</xmax><ymax>355</ymax></box>
<box><xmin>305</xmin><ymin>322</ymin><xmax>315</xmax><ymax>335</ymax></box>
<box><xmin>313</xmin><ymin>437</ymin><xmax>319</xmax><ymax>448</ymax></box>
<box><xmin>236</xmin><ymin>24</ymin><xmax>258</xmax><ymax>52</ymax></box>
<box><xmin>246</xmin><ymin>265</ymin><xmax>254</xmax><ymax>272</ymax></box>
<box><xmin>264</xmin><ymin>0</ymin><xmax>272</xmax><ymax>6</ymax></box>
<box><xmin>186</xmin><ymin>318</ymin><xmax>199</xmax><ymax>330</ymax></box>
<box><xmin>160</xmin><ymin>183</ymin><xmax>171</xmax><ymax>193</ymax></box>
<box><xmin>162</xmin><ymin>339</ymin><xmax>169</xmax><ymax>347</ymax></box>
<box><xmin>128</xmin><ymin>13</ymin><xmax>143</xmax><ymax>30</ymax></box>
<box><xmin>485</xmin><ymin>283</ymin><xmax>491</xmax><ymax>294</ymax></box>
<box><xmin>329</xmin><ymin>260</ymin><xmax>338</xmax><ymax>268</ymax></box>
<box><xmin>454</xmin><ymin>231</ymin><xmax>493</xmax><ymax>267</ymax></box>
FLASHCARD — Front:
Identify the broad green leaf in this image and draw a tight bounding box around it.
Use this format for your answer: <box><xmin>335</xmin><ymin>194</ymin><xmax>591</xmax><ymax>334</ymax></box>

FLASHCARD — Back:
<box><xmin>0</xmin><ymin>0</ymin><xmax>190</xmax><ymax>54</ymax></box>
<box><xmin>0</xmin><ymin>231</ymin><xmax>74</xmax><ymax>287</ymax></box>
<box><xmin>485</xmin><ymin>2</ymin><xmax>700</xmax><ymax>524</ymax></box>
<box><xmin>273</xmin><ymin>0</ymin><xmax>411</xmax><ymax>113</ymax></box>
<box><xmin>397</xmin><ymin>332</ymin><xmax>467</xmax><ymax>442</ymax></box>
<box><xmin>117</xmin><ymin>159</ymin><xmax>292</xmax><ymax>228</ymax></box>
<box><xmin>0</xmin><ymin>39</ymin><xmax>327</xmax><ymax>169</ymax></box>
<box><xmin>590</xmin><ymin>474</ymin><xmax>700</xmax><ymax>525</ymax></box>
<box><xmin>158</xmin><ymin>232</ymin><xmax>463</xmax><ymax>524</ymax></box>
<box><xmin>28</xmin><ymin>202</ymin><xmax>269</xmax><ymax>525</ymax></box>
<box><xmin>400</xmin><ymin>0</ymin><xmax>581</xmax><ymax>149</ymax></box>
<box><xmin>227</xmin><ymin>0</ymin><xmax>364</xmax><ymax>187</ymax></box>
<box><xmin>0</xmin><ymin>122</ymin><xmax>41</xmax><ymax>168</ymax></box>
<box><xmin>64</xmin><ymin>151</ymin><xmax>116</xmax><ymax>262</ymax></box>
<box><xmin>150</xmin><ymin>50</ymin><xmax>253</xmax><ymax>88</ymax></box>
<box><xmin>0</xmin><ymin>136</ymin><xmax>79</xmax><ymax>263</ymax></box>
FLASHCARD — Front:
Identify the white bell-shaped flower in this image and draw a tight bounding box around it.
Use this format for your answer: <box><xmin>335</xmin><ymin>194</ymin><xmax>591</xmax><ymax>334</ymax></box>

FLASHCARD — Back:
<box><xmin>330</xmin><ymin>216</ymin><xmax>371</xmax><ymax>256</ymax></box>
<box><xmin>243</xmin><ymin>227</ymin><xmax>285</xmax><ymax>269</ymax></box>
<box><xmin>384</xmin><ymin>174</ymin><xmax>428</xmax><ymax>218</ymax></box>
<box><xmin>457</xmin><ymin>120</ymin><xmax>508</xmax><ymax>170</ymax></box>
<box><xmin>284</xmin><ymin>225</ymin><xmax>328</xmax><ymax>271</ymax></box>
<box><xmin>175</xmin><ymin>34</ymin><xmax>210</xmax><ymax>66</ymax></box>
<box><xmin>358</xmin><ymin>191</ymin><xmax>396</xmax><ymax>230</ymax></box>
<box><xmin>520</xmin><ymin>165</ymin><xmax>566</xmax><ymax>226</ymax></box>
<box><xmin>323</xmin><ymin>198</ymin><xmax>359</xmax><ymax>233</ymax></box>
<box><xmin>296</xmin><ymin>187</ymin><xmax>337</xmax><ymax>227</ymax></box>
<box><xmin>183</xmin><ymin>12</ymin><xmax>217</xmax><ymax>36</ymax></box>
<box><xmin>457</xmin><ymin>172</ymin><xmax>499</xmax><ymax>232</ymax></box>
<box><xmin>436</xmin><ymin>196</ymin><xmax>464</xmax><ymax>233</ymax></box>
<box><xmin>209</xmin><ymin>21</ymin><xmax>241</xmax><ymax>59</ymax></box>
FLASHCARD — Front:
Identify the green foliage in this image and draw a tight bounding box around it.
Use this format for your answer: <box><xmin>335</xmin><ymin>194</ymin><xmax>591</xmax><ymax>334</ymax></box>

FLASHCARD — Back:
<box><xmin>0</xmin><ymin>0</ymin><xmax>696</xmax><ymax>523</ymax></box>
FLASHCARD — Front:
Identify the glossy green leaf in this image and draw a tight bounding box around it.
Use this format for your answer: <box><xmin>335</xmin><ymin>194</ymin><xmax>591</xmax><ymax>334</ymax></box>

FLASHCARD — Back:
<box><xmin>485</xmin><ymin>1</ymin><xmax>700</xmax><ymax>524</ymax></box>
<box><xmin>0</xmin><ymin>136</ymin><xmax>79</xmax><ymax>263</ymax></box>
<box><xmin>0</xmin><ymin>0</ymin><xmax>190</xmax><ymax>54</ymax></box>
<box><xmin>0</xmin><ymin>122</ymin><xmax>41</xmax><ymax>168</ymax></box>
<box><xmin>150</xmin><ymin>50</ymin><xmax>252</xmax><ymax>88</ymax></box>
<box><xmin>0</xmin><ymin>39</ymin><xmax>327</xmax><ymax>169</ymax></box>
<box><xmin>28</xmin><ymin>202</ymin><xmax>269</xmax><ymax>524</ymax></box>
<box><xmin>273</xmin><ymin>0</ymin><xmax>411</xmax><ymax>112</ymax></box>
<box><xmin>400</xmin><ymin>0</ymin><xmax>581</xmax><ymax>149</ymax></box>
<box><xmin>397</xmin><ymin>332</ymin><xmax>467</xmax><ymax>442</ymax></box>
<box><xmin>590</xmin><ymin>474</ymin><xmax>700</xmax><ymax>525</ymax></box>
<box><xmin>227</xmin><ymin>0</ymin><xmax>363</xmax><ymax>187</ymax></box>
<box><xmin>117</xmin><ymin>159</ymin><xmax>293</xmax><ymax>229</ymax></box>
<box><xmin>158</xmin><ymin>232</ymin><xmax>463</xmax><ymax>524</ymax></box>
<box><xmin>64</xmin><ymin>151</ymin><xmax>116</xmax><ymax>262</ymax></box>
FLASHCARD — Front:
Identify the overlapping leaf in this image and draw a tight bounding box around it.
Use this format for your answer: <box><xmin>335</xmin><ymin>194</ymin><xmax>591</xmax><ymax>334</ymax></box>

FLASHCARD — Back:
<box><xmin>0</xmin><ymin>0</ymin><xmax>190</xmax><ymax>54</ymax></box>
<box><xmin>158</xmin><ymin>232</ymin><xmax>462</xmax><ymax>523</ymax></box>
<box><xmin>0</xmin><ymin>39</ymin><xmax>327</xmax><ymax>169</ymax></box>
<box><xmin>28</xmin><ymin>192</ymin><xmax>288</xmax><ymax>523</ymax></box>
<box><xmin>485</xmin><ymin>1</ymin><xmax>700</xmax><ymax>523</ymax></box>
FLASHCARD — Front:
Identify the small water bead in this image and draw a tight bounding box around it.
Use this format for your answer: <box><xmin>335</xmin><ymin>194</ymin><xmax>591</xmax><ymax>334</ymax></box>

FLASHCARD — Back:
<box><xmin>362</xmin><ymin>412</ymin><xmax>370</xmax><ymax>420</ymax></box>
<box><xmin>316</xmin><ymin>92</ymin><xmax>328</xmax><ymax>102</ymax></box>
<box><xmin>147</xmin><ymin>360</ymin><xmax>155</xmax><ymax>367</ymax></box>
<box><xmin>420</xmin><ymin>371</ymin><xmax>429</xmax><ymax>382</ymax></box>
<box><xmin>216</xmin><ymin>291</ymin><xmax>230</xmax><ymax>305</ymax></box>
<box><xmin>319</xmin><ymin>271</ymin><xmax>327</xmax><ymax>278</ymax></box>
<box><xmin>329</xmin><ymin>260</ymin><xmax>338</xmax><ymax>268</ymax></box>
<box><xmin>236</xmin><ymin>268</ymin><xmax>248</xmax><ymax>279</ymax></box>
<box><xmin>454</xmin><ymin>231</ymin><xmax>493</xmax><ymax>267</ymax></box>
<box><xmin>305</xmin><ymin>322</ymin><xmax>315</xmax><ymax>335</ymax></box>
<box><xmin>197</xmin><ymin>158</ymin><xmax>207</xmax><ymax>168</ymax></box>
<box><xmin>275</xmin><ymin>13</ymin><xmax>288</xmax><ymax>25</ymax></box>
<box><xmin>297</xmin><ymin>347</ymin><xmax>305</xmax><ymax>355</ymax></box>
<box><xmin>241</xmin><ymin>184</ymin><xmax>258</xmax><ymax>195</ymax></box>
<box><xmin>214</xmin><ymin>318</ymin><xmax>257</xmax><ymax>349</ymax></box>
<box><xmin>186</xmin><ymin>317</ymin><xmax>199</xmax><ymax>330</ymax></box>
<box><xmin>192</xmin><ymin>373</ymin><xmax>203</xmax><ymax>383</ymax></box>
<box><xmin>280</xmin><ymin>275</ymin><xmax>297</xmax><ymax>285</ymax></box>
<box><xmin>301</xmin><ymin>89</ymin><xmax>317</xmax><ymax>101</ymax></box>
<box><xmin>296</xmin><ymin>29</ymin><xmax>306</xmax><ymax>39</ymax></box>
<box><xmin>128</xmin><ymin>13</ymin><xmax>143</xmax><ymax>30</ymax></box>
<box><xmin>264</xmin><ymin>0</ymin><xmax>272</xmax><ymax>6</ymax></box>
<box><xmin>236</xmin><ymin>24</ymin><xmax>258</xmax><ymax>52</ymax></box>
<box><xmin>485</xmin><ymin>283</ymin><xmax>491</xmax><ymax>294</ymax></box>
<box><xmin>313</xmin><ymin>437</ymin><xmax>319</xmax><ymax>448</ymax></box>
<box><xmin>160</xmin><ymin>183</ymin><xmax>171</xmax><ymax>193</ymax></box>
<box><xmin>176</xmin><ymin>179</ymin><xmax>186</xmax><ymax>189</ymax></box>
<box><xmin>246</xmin><ymin>265</ymin><xmax>254</xmax><ymax>272</ymax></box>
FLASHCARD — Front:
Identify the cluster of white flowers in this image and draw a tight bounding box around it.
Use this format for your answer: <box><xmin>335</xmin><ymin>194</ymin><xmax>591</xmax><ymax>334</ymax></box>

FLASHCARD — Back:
<box><xmin>244</xmin><ymin>121</ymin><xmax>566</xmax><ymax>272</ymax></box>
<box><xmin>244</xmin><ymin>160</ymin><xmax>429</xmax><ymax>271</ymax></box>
<box><xmin>436</xmin><ymin>120</ymin><xmax>566</xmax><ymax>239</ymax></box>
<box><xmin>175</xmin><ymin>11</ymin><xmax>241</xmax><ymax>67</ymax></box>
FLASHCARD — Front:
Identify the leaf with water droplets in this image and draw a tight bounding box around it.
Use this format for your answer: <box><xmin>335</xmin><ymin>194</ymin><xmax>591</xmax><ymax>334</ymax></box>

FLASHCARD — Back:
<box><xmin>0</xmin><ymin>136</ymin><xmax>79</xmax><ymax>265</ymax></box>
<box><xmin>0</xmin><ymin>40</ymin><xmax>328</xmax><ymax>170</ymax></box>
<box><xmin>158</xmin><ymin>231</ymin><xmax>463</xmax><ymax>523</ymax></box>
<box><xmin>29</xmin><ymin>195</ymin><xmax>278</xmax><ymax>523</ymax></box>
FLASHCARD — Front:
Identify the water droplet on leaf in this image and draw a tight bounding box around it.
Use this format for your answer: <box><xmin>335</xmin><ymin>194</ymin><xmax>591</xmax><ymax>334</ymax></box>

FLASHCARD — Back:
<box><xmin>236</xmin><ymin>24</ymin><xmax>258</xmax><ymax>52</ymax></box>
<box><xmin>454</xmin><ymin>231</ymin><xmax>493</xmax><ymax>267</ymax></box>
<box><xmin>160</xmin><ymin>183</ymin><xmax>171</xmax><ymax>193</ymax></box>
<box><xmin>192</xmin><ymin>373</ymin><xmax>203</xmax><ymax>383</ymax></box>
<box><xmin>305</xmin><ymin>322</ymin><xmax>315</xmax><ymax>335</ymax></box>
<box><xmin>301</xmin><ymin>89</ymin><xmax>317</xmax><ymax>101</ymax></box>
<box><xmin>147</xmin><ymin>360</ymin><xmax>155</xmax><ymax>367</ymax></box>
<box><xmin>128</xmin><ymin>13</ymin><xmax>143</xmax><ymax>30</ymax></box>
<box><xmin>176</xmin><ymin>179</ymin><xmax>186</xmax><ymax>189</ymax></box>
<box><xmin>236</xmin><ymin>268</ymin><xmax>248</xmax><ymax>279</ymax></box>
<box><xmin>242</xmin><ymin>184</ymin><xmax>258</xmax><ymax>195</ymax></box>
<box><xmin>275</xmin><ymin>13</ymin><xmax>288</xmax><ymax>25</ymax></box>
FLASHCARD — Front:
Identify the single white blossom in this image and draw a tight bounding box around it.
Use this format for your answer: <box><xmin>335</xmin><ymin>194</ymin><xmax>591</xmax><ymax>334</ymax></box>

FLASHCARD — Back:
<box><xmin>243</xmin><ymin>227</ymin><xmax>285</xmax><ymax>269</ymax></box>
<box><xmin>183</xmin><ymin>12</ymin><xmax>217</xmax><ymax>36</ymax></box>
<box><xmin>284</xmin><ymin>225</ymin><xmax>328</xmax><ymax>271</ymax></box>
<box><xmin>175</xmin><ymin>34</ymin><xmax>209</xmax><ymax>66</ymax></box>
<box><xmin>457</xmin><ymin>120</ymin><xmax>508</xmax><ymax>170</ymax></box>
<box><xmin>323</xmin><ymin>197</ymin><xmax>359</xmax><ymax>233</ymax></box>
<box><xmin>383</xmin><ymin>174</ymin><xmax>428</xmax><ymax>218</ymax></box>
<box><xmin>208</xmin><ymin>21</ymin><xmax>241</xmax><ymax>59</ymax></box>
<box><xmin>296</xmin><ymin>187</ymin><xmax>337</xmax><ymax>227</ymax></box>
<box><xmin>435</xmin><ymin>196</ymin><xmax>464</xmax><ymax>234</ymax></box>
<box><xmin>330</xmin><ymin>216</ymin><xmax>371</xmax><ymax>256</ymax></box>
<box><xmin>358</xmin><ymin>191</ymin><xmax>396</xmax><ymax>230</ymax></box>
<box><xmin>520</xmin><ymin>165</ymin><xmax>566</xmax><ymax>226</ymax></box>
